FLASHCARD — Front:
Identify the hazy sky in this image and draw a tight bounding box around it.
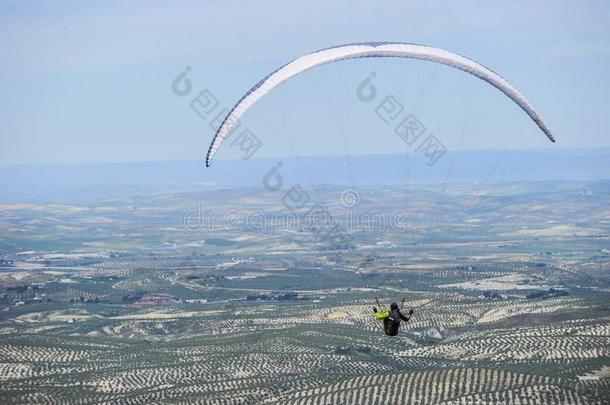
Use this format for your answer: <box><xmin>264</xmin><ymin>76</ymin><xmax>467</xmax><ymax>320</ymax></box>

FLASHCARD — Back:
<box><xmin>1</xmin><ymin>0</ymin><xmax>609</xmax><ymax>165</ymax></box>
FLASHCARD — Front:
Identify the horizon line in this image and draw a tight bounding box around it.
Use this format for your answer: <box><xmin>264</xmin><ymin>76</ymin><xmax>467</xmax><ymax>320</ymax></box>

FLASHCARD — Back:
<box><xmin>2</xmin><ymin>145</ymin><xmax>610</xmax><ymax>169</ymax></box>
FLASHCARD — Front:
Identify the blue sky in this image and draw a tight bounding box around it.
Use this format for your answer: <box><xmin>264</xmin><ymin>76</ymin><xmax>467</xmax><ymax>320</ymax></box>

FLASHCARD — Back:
<box><xmin>1</xmin><ymin>0</ymin><xmax>609</xmax><ymax>165</ymax></box>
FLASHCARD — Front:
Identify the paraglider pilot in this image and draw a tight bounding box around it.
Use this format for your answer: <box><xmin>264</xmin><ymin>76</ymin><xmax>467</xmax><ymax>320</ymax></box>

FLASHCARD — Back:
<box><xmin>373</xmin><ymin>301</ymin><xmax>413</xmax><ymax>336</ymax></box>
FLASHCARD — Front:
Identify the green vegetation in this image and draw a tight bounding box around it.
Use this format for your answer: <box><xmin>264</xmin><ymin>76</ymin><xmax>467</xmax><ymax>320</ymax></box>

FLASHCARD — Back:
<box><xmin>0</xmin><ymin>181</ymin><xmax>608</xmax><ymax>403</ymax></box>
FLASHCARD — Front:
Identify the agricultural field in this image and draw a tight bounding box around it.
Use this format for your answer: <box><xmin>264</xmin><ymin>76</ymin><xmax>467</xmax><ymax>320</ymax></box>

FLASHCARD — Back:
<box><xmin>0</xmin><ymin>181</ymin><xmax>608</xmax><ymax>404</ymax></box>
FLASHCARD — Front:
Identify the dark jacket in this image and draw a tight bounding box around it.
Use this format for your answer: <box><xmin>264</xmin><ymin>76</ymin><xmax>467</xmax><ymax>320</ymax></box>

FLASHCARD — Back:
<box><xmin>375</xmin><ymin>307</ymin><xmax>411</xmax><ymax>336</ymax></box>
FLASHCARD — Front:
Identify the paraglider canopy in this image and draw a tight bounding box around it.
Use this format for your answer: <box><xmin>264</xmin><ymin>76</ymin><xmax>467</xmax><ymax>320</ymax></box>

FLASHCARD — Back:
<box><xmin>206</xmin><ymin>42</ymin><xmax>555</xmax><ymax>167</ymax></box>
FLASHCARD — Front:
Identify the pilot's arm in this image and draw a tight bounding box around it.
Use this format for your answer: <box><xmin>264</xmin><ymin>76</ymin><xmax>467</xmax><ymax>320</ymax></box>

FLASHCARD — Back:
<box><xmin>399</xmin><ymin>308</ymin><xmax>414</xmax><ymax>322</ymax></box>
<box><xmin>373</xmin><ymin>307</ymin><xmax>390</xmax><ymax>320</ymax></box>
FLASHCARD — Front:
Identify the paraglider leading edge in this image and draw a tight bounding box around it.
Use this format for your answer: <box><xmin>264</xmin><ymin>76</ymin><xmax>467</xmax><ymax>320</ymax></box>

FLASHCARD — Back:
<box><xmin>205</xmin><ymin>42</ymin><xmax>556</xmax><ymax>167</ymax></box>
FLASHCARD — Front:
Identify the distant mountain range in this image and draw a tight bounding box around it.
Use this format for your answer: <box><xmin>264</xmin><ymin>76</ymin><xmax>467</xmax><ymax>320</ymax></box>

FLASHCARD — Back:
<box><xmin>1</xmin><ymin>148</ymin><xmax>609</xmax><ymax>203</ymax></box>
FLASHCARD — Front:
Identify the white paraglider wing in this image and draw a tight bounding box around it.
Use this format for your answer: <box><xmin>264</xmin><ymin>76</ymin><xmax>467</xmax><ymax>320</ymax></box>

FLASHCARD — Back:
<box><xmin>206</xmin><ymin>42</ymin><xmax>554</xmax><ymax>167</ymax></box>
